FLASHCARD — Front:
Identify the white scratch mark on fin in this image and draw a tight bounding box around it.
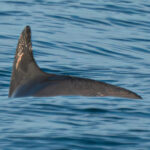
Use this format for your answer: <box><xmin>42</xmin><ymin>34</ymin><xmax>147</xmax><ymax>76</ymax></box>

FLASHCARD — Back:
<box><xmin>16</xmin><ymin>52</ymin><xmax>24</xmax><ymax>70</ymax></box>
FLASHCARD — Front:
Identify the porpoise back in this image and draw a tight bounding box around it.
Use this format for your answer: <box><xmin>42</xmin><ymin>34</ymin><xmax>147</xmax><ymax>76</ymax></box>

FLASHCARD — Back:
<box><xmin>9</xmin><ymin>26</ymin><xmax>142</xmax><ymax>99</ymax></box>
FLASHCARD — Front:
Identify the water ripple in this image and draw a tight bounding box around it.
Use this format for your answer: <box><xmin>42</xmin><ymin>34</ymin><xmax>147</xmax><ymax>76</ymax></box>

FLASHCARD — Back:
<box><xmin>0</xmin><ymin>0</ymin><xmax>150</xmax><ymax>149</ymax></box>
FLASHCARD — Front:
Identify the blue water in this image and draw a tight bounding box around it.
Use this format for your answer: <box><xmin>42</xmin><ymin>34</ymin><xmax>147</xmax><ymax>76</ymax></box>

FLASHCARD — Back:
<box><xmin>0</xmin><ymin>0</ymin><xmax>150</xmax><ymax>149</ymax></box>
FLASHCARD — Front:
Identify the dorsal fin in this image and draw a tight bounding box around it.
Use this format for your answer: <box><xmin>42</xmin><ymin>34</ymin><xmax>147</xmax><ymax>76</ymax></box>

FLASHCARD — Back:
<box><xmin>9</xmin><ymin>26</ymin><xmax>45</xmax><ymax>97</ymax></box>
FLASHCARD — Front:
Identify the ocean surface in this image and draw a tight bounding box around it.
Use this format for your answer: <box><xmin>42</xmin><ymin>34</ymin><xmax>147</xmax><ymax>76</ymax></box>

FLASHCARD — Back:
<box><xmin>0</xmin><ymin>0</ymin><xmax>150</xmax><ymax>149</ymax></box>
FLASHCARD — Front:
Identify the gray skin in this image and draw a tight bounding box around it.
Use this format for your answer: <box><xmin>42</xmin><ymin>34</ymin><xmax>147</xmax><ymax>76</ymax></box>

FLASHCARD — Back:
<box><xmin>9</xmin><ymin>26</ymin><xmax>142</xmax><ymax>99</ymax></box>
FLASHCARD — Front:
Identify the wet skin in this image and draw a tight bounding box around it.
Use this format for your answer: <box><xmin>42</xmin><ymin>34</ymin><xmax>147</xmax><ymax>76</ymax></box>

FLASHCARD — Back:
<box><xmin>9</xmin><ymin>26</ymin><xmax>142</xmax><ymax>99</ymax></box>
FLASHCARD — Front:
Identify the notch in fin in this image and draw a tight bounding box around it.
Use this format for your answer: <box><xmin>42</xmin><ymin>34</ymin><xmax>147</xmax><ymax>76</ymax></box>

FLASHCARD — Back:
<box><xmin>9</xmin><ymin>26</ymin><xmax>44</xmax><ymax>97</ymax></box>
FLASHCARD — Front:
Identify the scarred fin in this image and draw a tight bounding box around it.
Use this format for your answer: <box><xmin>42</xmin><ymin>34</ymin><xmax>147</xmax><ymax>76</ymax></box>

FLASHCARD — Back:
<box><xmin>9</xmin><ymin>26</ymin><xmax>45</xmax><ymax>97</ymax></box>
